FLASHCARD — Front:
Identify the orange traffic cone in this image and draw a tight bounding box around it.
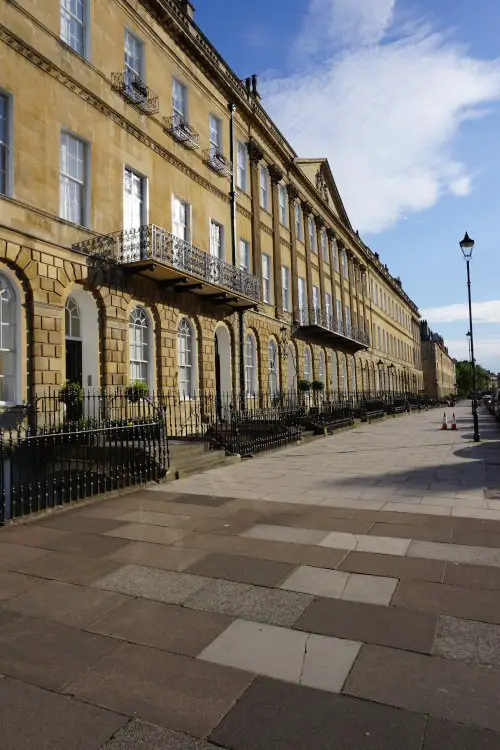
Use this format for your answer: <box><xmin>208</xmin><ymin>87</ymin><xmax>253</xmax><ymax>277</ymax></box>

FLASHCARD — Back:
<box><xmin>451</xmin><ymin>413</ymin><xmax>457</xmax><ymax>430</ymax></box>
<box><xmin>441</xmin><ymin>412</ymin><xmax>448</xmax><ymax>430</ymax></box>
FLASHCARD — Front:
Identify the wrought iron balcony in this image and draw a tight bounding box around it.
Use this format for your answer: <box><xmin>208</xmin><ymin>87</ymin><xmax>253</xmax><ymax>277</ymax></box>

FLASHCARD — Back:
<box><xmin>111</xmin><ymin>70</ymin><xmax>159</xmax><ymax>115</ymax></box>
<box><xmin>73</xmin><ymin>225</ymin><xmax>260</xmax><ymax>305</ymax></box>
<box><xmin>203</xmin><ymin>147</ymin><xmax>232</xmax><ymax>178</ymax></box>
<box><xmin>164</xmin><ymin>114</ymin><xmax>200</xmax><ymax>150</ymax></box>
<box><xmin>297</xmin><ymin>307</ymin><xmax>370</xmax><ymax>350</ymax></box>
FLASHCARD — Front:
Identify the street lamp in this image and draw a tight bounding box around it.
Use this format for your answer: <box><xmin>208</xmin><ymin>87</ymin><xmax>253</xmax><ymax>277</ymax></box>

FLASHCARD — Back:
<box><xmin>377</xmin><ymin>359</ymin><xmax>384</xmax><ymax>394</ymax></box>
<box><xmin>388</xmin><ymin>363</ymin><xmax>395</xmax><ymax>396</ymax></box>
<box><xmin>460</xmin><ymin>232</ymin><xmax>480</xmax><ymax>441</ymax></box>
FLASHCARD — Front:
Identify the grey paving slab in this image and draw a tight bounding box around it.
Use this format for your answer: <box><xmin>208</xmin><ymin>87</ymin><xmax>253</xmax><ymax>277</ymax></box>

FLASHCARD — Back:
<box><xmin>300</xmin><ymin>633</ymin><xmax>361</xmax><ymax>693</ymax></box>
<box><xmin>13</xmin><ymin>551</ymin><xmax>121</xmax><ymax>585</ymax></box>
<box><xmin>280</xmin><ymin>566</ymin><xmax>349</xmax><ymax>598</ymax></box>
<box><xmin>0</xmin><ymin>614</ymin><xmax>118</xmax><ymax>691</ymax></box>
<box><xmin>435</xmin><ymin>616</ymin><xmax>500</xmax><ymax>668</ymax></box>
<box><xmin>102</xmin><ymin>719</ymin><xmax>218</xmax><ymax>749</ymax></box>
<box><xmin>407</xmin><ymin>540</ymin><xmax>500</xmax><ymax>567</ymax></box>
<box><xmin>3</xmin><ymin>580</ymin><xmax>128</xmax><ymax>628</ymax></box>
<box><xmin>393</xmin><ymin>579</ymin><xmax>500</xmax><ymax>624</ymax></box>
<box><xmin>64</xmin><ymin>642</ymin><xmax>253</xmax><ymax>738</ymax></box>
<box><xmin>0</xmin><ymin>569</ymin><xmax>45</xmax><ymax>602</ymax></box>
<box><xmin>0</xmin><ymin>677</ymin><xmax>126</xmax><ymax>750</ymax></box>
<box><xmin>210</xmin><ymin>676</ymin><xmax>427</xmax><ymax>750</ymax></box>
<box><xmin>341</xmin><ymin>572</ymin><xmax>397</xmax><ymax>605</ymax></box>
<box><xmin>105</xmin><ymin>523</ymin><xmax>188</xmax><ymax>545</ymax></box>
<box><xmin>107</xmin><ymin>542</ymin><xmax>207</xmax><ymax>572</ymax></box>
<box><xmin>0</xmin><ymin>542</ymin><xmax>47</xmax><ymax>571</ymax></box>
<box><xmin>345</xmin><ymin>644</ymin><xmax>500</xmax><ymax>732</ymax></box>
<box><xmin>185</xmin><ymin>552</ymin><xmax>295</xmax><ymax>587</ymax></box>
<box><xmin>423</xmin><ymin>718</ymin><xmax>500</xmax><ymax>750</ymax></box>
<box><xmin>92</xmin><ymin>565</ymin><xmax>208</xmax><ymax>604</ymax></box>
<box><xmin>242</xmin><ymin>524</ymin><xmax>329</xmax><ymax>545</ymax></box>
<box><xmin>88</xmin><ymin>598</ymin><xmax>232</xmax><ymax>657</ymax></box>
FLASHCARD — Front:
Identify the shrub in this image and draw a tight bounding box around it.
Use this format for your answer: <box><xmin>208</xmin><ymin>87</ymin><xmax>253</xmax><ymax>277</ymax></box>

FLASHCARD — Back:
<box><xmin>311</xmin><ymin>380</ymin><xmax>325</xmax><ymax>392</ymax></box>
<box><xmin>125</xmin><ymin>380</ymin><xmax>149</xmax><ymax>403</ymax></box>
<box><xmin>59</xmin><ymin>381</ymin><xmax>83</xmax><ymax>405</ymax></box>
<box><xmin>297</xmin><ymin>379</ymin><xmax>311</xmax><ymax>393</ymax></box>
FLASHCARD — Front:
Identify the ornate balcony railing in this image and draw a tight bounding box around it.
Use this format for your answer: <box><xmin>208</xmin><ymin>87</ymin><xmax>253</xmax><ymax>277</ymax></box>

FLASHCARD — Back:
<box><xmin>298</xmin><ymin>307</ymin><xmax>370</xmax><ymax>347</ymax></box>
<box><xmin>164</xmin><ymin>114</ymin><xmax>200</xmax><ymax>150</ymax></box>
<box><xmin>73</xmin><ymin>225</ymin><xmax>260</xmax><ymax>302</ymax></box>
<box><xmin>111</xmin><ymin>70</ymin><xmax>159</xmax><ymax>115</ymax></box>
<box><xmin>203</xmin><ymin>147</ymin><xmax>232</xmax><ymax>178</ymax></box>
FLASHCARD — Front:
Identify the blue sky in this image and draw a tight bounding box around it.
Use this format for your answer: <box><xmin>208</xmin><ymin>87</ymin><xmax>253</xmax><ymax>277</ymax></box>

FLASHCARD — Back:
<box><xmin>196</xmin><ymin>0</ymin><xmax>500</xmax><ymax>371</ymax></box>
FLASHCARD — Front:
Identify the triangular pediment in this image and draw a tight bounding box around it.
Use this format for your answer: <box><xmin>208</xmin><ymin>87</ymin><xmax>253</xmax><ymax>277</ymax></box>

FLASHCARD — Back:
<box><xmin>295</xmin><ymin>158</ymin><xmax>352</xmax><ymax>231</ymax></box>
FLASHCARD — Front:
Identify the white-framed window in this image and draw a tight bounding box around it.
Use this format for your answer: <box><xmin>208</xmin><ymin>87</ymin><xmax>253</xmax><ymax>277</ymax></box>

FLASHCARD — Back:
<box><xmin>239</xmin><ymin>238</ymin><xmax>250</xmax><ymax>271</ymax></box>
<box><xmin>172</xmin><ymin>77</ymin><xmax>188</xmax><ymax>121</ymax></box>
<box><xmin>123</xmin><ymin>167</ymin><xmax>145</xmax><ymax>231</ymax></box>
<box><xmin>0</xmin><ymin>274</ymin><xmax>18</xmax><ymax>404</ymax></box>
<box><xmin>298</xmin><ymin>277</ymin><xmax>306</xmax><ymax>322</ymax></box>
<box><xmin>308</xmin><ymin>217</ymin><xmax>316</xmax><ymax>252</ymax></box>
<box><xmin>178</xmin><ymin>317</ymin><xmax>195</xmax><ymax>398</ymax></box>
<box><xmin>172</xmin><ymin>196</ymin><xmax>190</xmax><ymax>241</ymax></box>
<box><xmin>129</xmin><ymin>306</ymin><xmax>151</xmax><ymax>385</ymax></box>
<box><xmin>65</xmin><ymin>296</ymin><xmax>81</xmax><ymax>339</ymax></box>
<box><xmin>321</xmin><ymin>230</ymin><xmax>328</xmax><ymax>261</ymax></box>
<box><xmin>210</xmin><ymin>220</ymin><xmax>224</xmax><ymax>261</ymax></box>
<box><xmin>236</xmin><ymin>141</ymin><xmax>248</xmax><ymax>191</ymax></box>
<box><xmin>245</xmin><ymin>333</ymin><xmax>257</xmax><ymax>395</ymax></box>
<box><xmin>332</xmin><ymin>238</ymin><xmax>339</xmax><ymax>271</ymax></box>
<box><xmin>341</xmin><ymin>250</ymin><xmax>347</xmax><ymax>277</ymax></box>
<box><xmin>336</xmin><ymin>298</ymin><xmax>343</xmax><ymax>324</ymax></box>
<box><xmin>345</xmin><ymin>305</ymin><xmax>351</xmax><ymax>334</ymax></box>
<box><xmin>60</xmin><ymin>132</ymin><xmax>87</xmax><ymax>226</ymax></box>
<box><xmin>0</xmin><ymin>93</ymin><xmax>12</xmax><ymax>197</ymax></box>
<box><xmin>312</xmin><ymin>286</ymin><xmax>320</xmax><ymax>319</ymax></box>
<box><xmin>295</xmin><ymin>203</ymin><xmax>303</xmax><ymax>241</ymax></box>
<box><xmin>209</xmin><ymin>114</ymin><xmax>222</xmax><ymax>155</ymax></box>
<box><xmin>304</xmin><ymin>346</ymin><xmax>312</xmax><ymax>381</ymax></box>
<box><xmin>260</xmin><ymin>164</ymin><xmax>269</xmax><ymax>210</ymax></box>
<box><xmin>268</xmin><ymin>338</ymin><xmax>278</xmax><ymax>396</ymax></box>
<box><xmin>262</xmin><ymin>253</ymin><xmax>271</xmax><ymax>303</ymax></box>
<box><xmin>61</xmin><ymin>0</ymin><xmax>86</xmax><ymax>56</ymax></box>
<box><xmin>124</xmin><ymin>29</ymin><xmax>143</xmax><ymax>78</ymax></box>
<box><xmin>281</xmin><ymin>266</ymin><xmax>290</xmax><ymax>312</ymax></box>
<box><xmin>325</xmin><ymin>292</ymin><xmax>332</xmax><ymax>322</ymax></box>
<box><xmin>279</xmin><ymin>184</ymin><xmax>288</xmax><ymax>226</ymax></box>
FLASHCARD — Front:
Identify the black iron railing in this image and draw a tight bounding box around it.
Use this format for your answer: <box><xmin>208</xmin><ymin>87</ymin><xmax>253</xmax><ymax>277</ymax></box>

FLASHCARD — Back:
<box><xmin>203</xmin><ymin>147</ymin><xmax>232</xmax><ymax>177</ymax></box>
<box><xmin>298</xmin><ymin>307</ymin><xmax>370</xmax><ymax>347</ymax></box>
<box><xmin>111</xmin><ymin>70</ymin><xmax>159</xmax><ymax>115</ymax></box>
<box><xmin>0</xmin><ymin>390</ymin><xmax>169</xmax><ymax>524</ymax></box>
<box><xmin>164</xmin><ymin>114</ymin><xmax>200</xmax><ymax>149</ymax></box>
<box><xmin>72</xmin><ymin>225</ymin><xmax>261</xmax><ymax>302</ymax></box>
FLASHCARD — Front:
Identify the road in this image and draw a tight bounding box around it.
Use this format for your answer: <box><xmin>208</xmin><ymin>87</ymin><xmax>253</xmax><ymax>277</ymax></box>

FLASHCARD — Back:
<box><xmin>0</xmin><ymin>401</ymin><xmax>500</xmax><ymax>748</ymax></box>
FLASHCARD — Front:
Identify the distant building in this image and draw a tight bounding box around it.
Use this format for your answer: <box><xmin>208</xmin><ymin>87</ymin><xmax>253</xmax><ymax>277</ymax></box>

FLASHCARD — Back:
<box><xmin>420</xmin><ymin>322</ymin><xmax>456</xmax><ymax>399</ymax></box>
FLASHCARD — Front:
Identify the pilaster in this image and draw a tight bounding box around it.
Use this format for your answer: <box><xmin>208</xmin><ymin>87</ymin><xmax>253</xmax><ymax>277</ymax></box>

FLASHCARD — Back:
<box><xmin>269</xmin><ymin>164</ymin><xmax>284</xmax><ymax>319</ymax></box>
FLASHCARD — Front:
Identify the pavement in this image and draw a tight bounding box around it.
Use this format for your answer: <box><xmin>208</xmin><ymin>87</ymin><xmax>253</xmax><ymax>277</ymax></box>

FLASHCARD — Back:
<box><xmin>1</xmin><ymin>401</ymin><xmax>500</xmax><ymax>748</ymax></box>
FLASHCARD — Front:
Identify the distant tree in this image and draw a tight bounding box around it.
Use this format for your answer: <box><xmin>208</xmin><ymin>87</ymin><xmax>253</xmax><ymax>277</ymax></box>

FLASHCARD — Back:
<box><xmin>455</xmin><ymin>360</ymin><xmax>490</xmax><ymax>395</ymax></box>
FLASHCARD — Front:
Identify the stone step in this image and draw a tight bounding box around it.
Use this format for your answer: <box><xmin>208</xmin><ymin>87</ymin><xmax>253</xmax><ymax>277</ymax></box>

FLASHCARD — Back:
<box><xmin>166</xmin><ymin>443</ymin><xmax>240</xmax><ymax>482</ymax></box>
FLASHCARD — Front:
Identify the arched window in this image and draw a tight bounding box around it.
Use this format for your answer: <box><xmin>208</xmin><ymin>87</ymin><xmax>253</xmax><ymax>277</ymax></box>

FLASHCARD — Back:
<box><xmin>318</xmin><ymin>351</ymin><xmax>325</xmax><ymax>384</ymax></box>
<box><xmin>350</xmin><ymin>355</ymin><xmax>357</xmax><ymax>393</ymax></box>
<box><xmin>178</xmin><ymin>317</ymin><xmax>195</xmax><ymax>397</ymax></box>
<box><xmin>268</xmin><ymin>339</ymin><xmax>279</xmax><ymax>396</ymax></box>
<box><xmin>0</xmin><ymin>274</ymin><xmax>18</xmax><ymax>404</ymax></box>
<box><xmin>342</xmin><ymin>355</ymin><xmax>348</xmax><ymax>393</ymax></box>
<box><xmin>304</xmin><ymin>346</ymin><xmax>312</xmax><ymax>381</ymax></box>
<box><xmin>245</xmin><ymin>333</ymin><xmax>257</xmax><ymax>395</ymax></box>
<box><xmin>129</xmin><ymin>306</ymin><xmax>150</xmax><ymax>385</ymax></box>
<box><xmin>330</xmin><ymin>352</ymin><xmax>338</xmax><ymax>395</ymax></box>
<box><xmin>65</xmin><ymin>297</ymin><xmax>81</xmax><ymax>339</ymax></box>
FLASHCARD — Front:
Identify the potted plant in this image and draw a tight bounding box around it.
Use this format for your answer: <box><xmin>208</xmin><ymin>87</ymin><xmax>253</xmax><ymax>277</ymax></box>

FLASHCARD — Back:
<box><xmin>59</xmin><ymin>381</ymin><xmax>83</xmax><ymax>405</ymax></box>
<box><xmin>311</xmin><ymin>379</ymin><xmax>325</xmax><ymax>407</ymax></box>
<box><xmin>125</xmin><ymin>380</ymin><xmax>149</xmax><ymax>403</ymax></box>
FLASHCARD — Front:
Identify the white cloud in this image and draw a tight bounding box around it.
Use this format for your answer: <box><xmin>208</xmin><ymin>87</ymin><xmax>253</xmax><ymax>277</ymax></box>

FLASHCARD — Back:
<box><xmin>421</xmin><ymin>300</ymin><xmax>500</xmax><ymax>324</ymax></box>
<box><xmin>445</xmin><ymin>337</ymin><xmax>500</xmax><ymax>371</ymax></box>
<box><xmin>260</xmin><ymin>0</ymin><xmax>500</xmax><ymax>233</ymax></box>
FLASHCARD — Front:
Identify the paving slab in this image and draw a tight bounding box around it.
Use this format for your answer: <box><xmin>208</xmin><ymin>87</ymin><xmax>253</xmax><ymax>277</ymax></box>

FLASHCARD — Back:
<box><xmin>423</xmin><ymin>718</ymin><xmax>500</xmax><ymax>750</ymax></box>
<box><xmin>0</xmin><ymin>569</ymin><xmax>46</xmax><ymax>602</ymax></box>
<box><xmin>300</xmin><ymin>632</ymin><xmax>362</xmax><ymax>692</ymax></box>
<box><xmin>3</xmin><ymin>580</ymin><xmax>128</xmax><ymax>628</ymax></box>
<box><xmin>93</xmin><ymin>564</ymin><xmax>210</xmax><ymax>603</ymax></box>
<box><xmin>408</xmin><ymin>540</ymin><xmax>500</xmax><ymax>567</ymax></box>
<box><xmin>339</xmin><ymin>550</ymin><xmax>445</xmax><ymax>582</ymax></box>
<box><xmin>38</xmin><ymin>514</ymin><xmax>127</xmax><ymax>535</ymax></box>
<box><xmin>0</xmin><ymin>677</ymin><xmax>126</xmax><ymax>750</ymax></box>
<box><xmin>105</xmin><ymin>523</ymin><xmax>188</xmax><ymax>545</ymax></box>
<box><xmin>434</xmin><ymin>615</ymin><xmax>500</xmax><ymax>668</ymax></box>
<box><xmin>0</xmin><ymin>526</ymin><xmax>71</xmax><ymax>549</ymax></box>
<box><xmin>295</xmin><ymin>597</ymin><xmax>437</xmax><ymax>653</ymax></box>
<box><xmin>444</xmin><ymin>561</ymin><xmax>500</xmax><ymax>591</ymax></box>
<box><xmin>88</xmin><ymin>598</ymin><xmax>232</xmax><ymax>656</ymax></box>
<box><xmin>345</xmin><ymin>644</ymin><xmax>500</xmax><ymax>732</ymax></box>
<box><xmin>64</xmin><ymin>642</ymin><xmax>253</xmax><ymax>738</ymax></box>
<box><xmin>102</xmin><ymin>719</ymin><xmax>219</xmax><ymax>749</ymax></box>
<box><xmin>342</xmin><ymin>572</ymin><xmax>397</xmax><ymax>605</ymax></box>
<box><xmin>185</xmin><ymin>552</ymin><xmax>295</xmax><ymax>587</ymax></box>
<box><xmin>0</xmin><ymin>614</ymin><xmax>118</xmax><ymax>690</ymax></box>
<box><xmin>0</xmin><ymin>542</ymin><xmax>47</xmax><ymax>571</ymax></box>
<box><xmin>393</xmin><ymin>579</ymin><xmax>500</xmax><ymax>624</ymax></box>
<box><xmin>281</xmin><ymin>566</ymin><xmax>397</xmax><ymax>605</ymax></box>
<box><xmin>13</xmin><ymin>551</ymin><xmax>121</xmax><ymax>585</ymax></box>
<box><xmin>39</xmin><ymin>532</ymin><xmax>130</xmax><ymax>557</ymax></box>
<box><xmin>107</xmin><ymin>542</ymin><xmax>207</xmax><ymax>571</ymax></box>
<box><xmin>369</xmin><ymin>522</ymin><xmax>451</xmax><ymax>543</ymax></box>
<box><xmin>210</xmin><ymin>676</ymin><xmax>427</xmax><ymax>750</ymax></box>
<box><xmin>249</xmin><ymin>539</ymin><xmax>347</xmax><ymax>568</ymax></box>
<box><xmin>242</xmin><ymin>524</ymin><xmax>329</xmax><ymax>545</ymax></box>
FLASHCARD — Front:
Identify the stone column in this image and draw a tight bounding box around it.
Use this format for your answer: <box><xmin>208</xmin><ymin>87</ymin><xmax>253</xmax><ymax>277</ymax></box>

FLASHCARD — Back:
<box><xmin>327</xmin><ymin>229</ymin><xmax>338</xmax><ymax>324</ymax></box>
<box><xmin>301</xmin><ymin>201</ymin><xmax>314</xmax><ymax>319</ymax></box>
<box><xmin>315</xmin><ymin>216</ymin><xmax>326</xmax><ymax>320</ymax></box>
<box><xmin>269</xmin><ymin>164</ymin><xmax>284</xmax><ymax>319</ymax></box>
<box><xmin>358</xmin><ymin>264</ymin><xmax>369</xmax><ymax>341</ymax></box>
<box><xmin>337</xmin><ymin>240</ymin><xmax>348</xmax><ymax>334</ymax></box>
<box><xmin>345</xmin><ymin>250</ymin><xmax>356</xmax><ymax>336</ymax></box>
<box><xmin>247</xmin><ymin>138</ymin><xmax>264</xmax><ymax>291</ymax></box>
<box><xmin>287</xmin><ymin>184</ymin><xmax>300</xmax><ymax>320</ymax></box>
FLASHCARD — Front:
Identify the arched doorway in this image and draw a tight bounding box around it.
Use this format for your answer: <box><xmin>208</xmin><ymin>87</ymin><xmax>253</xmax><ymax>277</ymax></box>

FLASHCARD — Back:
<box><xmin>65</xmin><ymin>289</ymin><xmax>99</xmax><ymax>416</ymax></box>
<box><xmin>214</xmin><ymin>325</ymin><xmax>232</xmax><ymax>415</ymax></box>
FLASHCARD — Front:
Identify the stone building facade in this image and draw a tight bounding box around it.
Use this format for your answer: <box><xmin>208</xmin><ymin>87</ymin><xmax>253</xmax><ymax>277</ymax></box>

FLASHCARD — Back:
<box><xmin>420</xmin><ymin>322</ymin><xmax>456</xmax><ymax>399</ymax></box>
<box><xmin>0</xmin><ymin>0</ymin><xmax>424</xmax><ymax>407</ymax></box>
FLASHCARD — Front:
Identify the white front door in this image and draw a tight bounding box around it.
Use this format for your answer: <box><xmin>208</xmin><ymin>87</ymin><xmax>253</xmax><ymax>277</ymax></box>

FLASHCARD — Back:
<box><xmin>312</xmin><ymin>285</ymin><xmax>320</xmax><ymax>323</ymax></box>
<box><xmin>172</xmin><ymin>198</ymin><xmax>188</xmax><ymax>269</ymax></box>
<box><xmin>123</xmin><ymin>168</ymin><xmax>144</xmax><ymax>261</ymax></box>
<box><xmin>209</xmin><ymin>221</ymin><xmax>223</xmax><ymax>284</ymax></box>
<box><xmin>298</xmin><ymin>277</ymin><xmax>306</xmax><ymax>324</ymax></box>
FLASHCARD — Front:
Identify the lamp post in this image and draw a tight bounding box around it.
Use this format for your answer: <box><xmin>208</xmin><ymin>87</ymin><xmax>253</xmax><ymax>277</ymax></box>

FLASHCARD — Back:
<box><xmin>377</xmin><ymin>359</ymin><xmax>384</xmax><ymax>395</ymax></box>
<box><xmin>388</xmin><ymin>363</ymin><xmax>395</xmax><ymax>396</ymax></box>
<box><xmin>460</xmin><ymin>232</ymin><xmax>480</xmax><ymax>442</ymax></box>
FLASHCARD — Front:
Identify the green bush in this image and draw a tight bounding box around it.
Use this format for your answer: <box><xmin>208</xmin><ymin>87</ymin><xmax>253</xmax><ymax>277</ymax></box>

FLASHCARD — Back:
<box><xmin>59</xmin><ymin>381</ymin><xmax>83</xmax><ymax>404</ymax></box>
<box><xmin>297</xmin><ymin>379</ymin><xmax>311</xmax><ymax>392</ymax></box>
<box><xmin>311</xmin><ymin>380</ymin><xmax>325</xmax><ymax>392</ymax></box>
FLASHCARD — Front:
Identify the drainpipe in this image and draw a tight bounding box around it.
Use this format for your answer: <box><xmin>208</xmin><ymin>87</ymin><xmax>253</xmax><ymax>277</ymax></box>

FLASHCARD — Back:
<box><xmin>228</xmin><ymin>103</ymin><xmax>245</xmax><ymax>407</ymax></box>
